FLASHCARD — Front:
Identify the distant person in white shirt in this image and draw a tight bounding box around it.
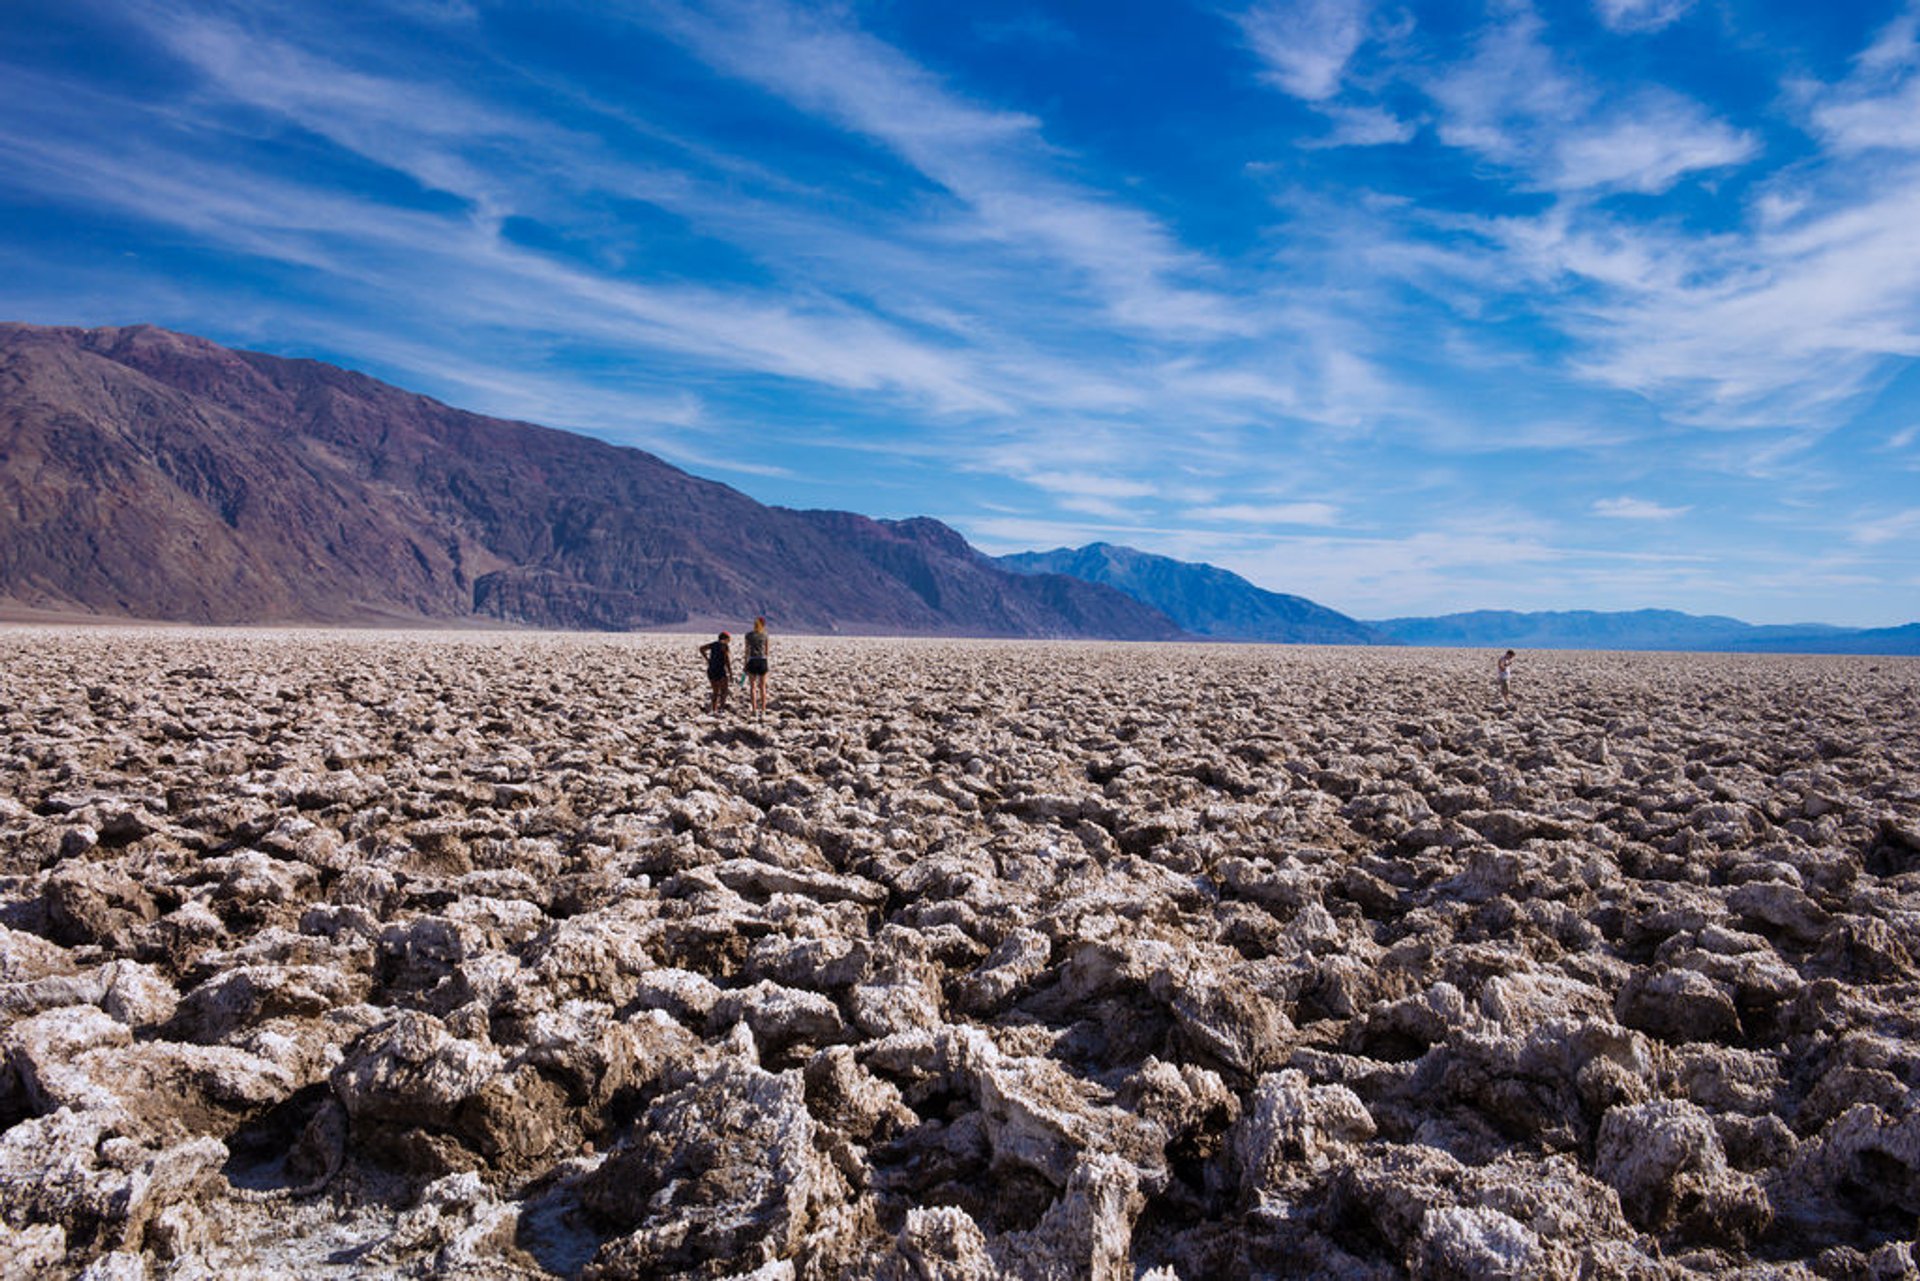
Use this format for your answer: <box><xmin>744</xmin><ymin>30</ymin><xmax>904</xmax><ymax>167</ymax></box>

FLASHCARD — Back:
<box><xmin>1497</xmin><ymin>650</ymin><xmax>1515</xmax><ymax>705</ymax></box>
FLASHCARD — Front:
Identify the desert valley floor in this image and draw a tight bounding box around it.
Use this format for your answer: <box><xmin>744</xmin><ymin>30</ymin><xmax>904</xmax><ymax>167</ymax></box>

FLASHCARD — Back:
<box><xmin>0</xmin><ymin>629</ymin><xmax>1916</xmax><ymax>1279</ymax></box>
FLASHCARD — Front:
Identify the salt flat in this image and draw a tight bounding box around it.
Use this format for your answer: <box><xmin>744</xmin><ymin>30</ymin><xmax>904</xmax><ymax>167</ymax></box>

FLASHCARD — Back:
<box><xmin>1</xmin><ymin>629</ymin><xmax>1916</xmax><ymax>1278</ymax></box>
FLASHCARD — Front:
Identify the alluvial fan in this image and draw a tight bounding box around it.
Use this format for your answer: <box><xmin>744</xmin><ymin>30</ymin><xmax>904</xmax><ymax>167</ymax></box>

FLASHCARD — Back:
<box><xmin>0</xmin><ymin>629</ymin><xmax>1916</xmax><ymax>1279</ymax></box>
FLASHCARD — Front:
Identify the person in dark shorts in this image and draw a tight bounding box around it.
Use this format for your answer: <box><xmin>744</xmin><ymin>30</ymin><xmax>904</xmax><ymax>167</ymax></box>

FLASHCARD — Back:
<box><xmin>743</xmin><ymin>617</ymin><xmax>771</xmax><ymax>718</ymax></box>
<box><xmin>698</xmin><ymin>632</ymin><xmax>732</xmax><ymax>713</ymax></box>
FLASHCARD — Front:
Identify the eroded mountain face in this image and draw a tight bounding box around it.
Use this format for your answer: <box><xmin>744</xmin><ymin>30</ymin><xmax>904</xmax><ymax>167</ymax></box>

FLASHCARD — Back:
<box><xmin>0</xmin><ymin>323</ymin><xmax>1178</xmax><ymax>640</ymax></box>
<box><xmin>0</xmin><ymin>632</ymin><xmax>1915</xmax><ymax>1278</ymax></box>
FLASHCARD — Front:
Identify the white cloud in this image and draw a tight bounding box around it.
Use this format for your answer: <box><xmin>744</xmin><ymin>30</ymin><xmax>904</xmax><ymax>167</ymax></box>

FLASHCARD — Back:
<box><xmin>1592</xmin><ymin>496</ymin><xmax>1688</xmax><ymax>520</ymax></box>
<box><xmin>1548</xmin><ymin>99</ymin><xmax>1755</xmax><ymax>193</ymax></box>
<box><xmin>1187</xmin><ymin>501</ymin><xmax>1342</xmax><ymax>526</ymax></box>
<box><xmin>1811</xmin><ymin>82</ymin><xmax>1920</xmax><ymax>154</ymax></box>
<box><xmin>1689</xmin><ymin>432</ymin><xmax>1825</xmax><ymax>482</ymax></box>
<box><xmin>0</xmin><ymin>0</ymin><xmax>1541</xmax><ymax>543</ymax></box>
<box><xmin>12</xmin><ymin>0</ymin><xmax>1339</xmax><ymax>442</ymax></box>
<box><xmin>1561</xmin><ymin>171</ymin><xmax>1920</xmax><ymax>425</ymax></box>
<box><xmin>1532</xmin><ymin>7</ymin><xmax>1920</xmax><ymax>430</ymax></box>
<box><xmin>639</xmin><ymin>0</ymin><xmax>1250</xmax><ymax>338</ymax></box>
<box><xmin>140</xmin><ymin>4</ymin><xmax>539</xmax><ymax>202</ymax></box>
<box><xmin>1020</xmin><ymin>471</ymin><xmax>1158</xmax><ymax>501</ymax></box>
<box><xmin>1303</xmin><ymin>104</ymin><xmax>1417</xmax><ymax>148</ymax></box>
<box><xmin>6</xmin><ymin>0</ymin><xmax>1910</xmax><ymax>628</ymax></box>
<box><xmin>1207</xmin><ymin>525</ymin><xmax>1720</xmax><ymax>618</ymax></box>
<box><xmin>1851</xmin><ymin>508</ymin><xmax>1920</xmax><ymax>545</ymax></box>
<box><xmin>958</xmin><ymin>514</ymin><xmax>1199</xmax><ymax>556</ymax></box>
<box><xmin>380</xmin><ymin>0</ymin><xmax>480</xmax><ymax>23</ymax></box>
<box><xmin>1238</xmin><ymin>0</ymin><xmax>1373</xmax><ymax>102</ymax></box>
<box><xmin>1856</xmin><ymin>3</ymin><xmax>1920</xmax><ymax>75</ymax></box>
<box><xmin>1811</xmin><ymin>26</ymin><xmax>1920</xmax><ymax>154</ymax></box>
<box><xmin>0</xmin><ymin>112</ymin><xmax>1013</xmax><ymax>413</ymax></box>
<box><xmin>1428</xmin><ymin>12</ymin><xmax>1586</xmax><ymax>167</ymax></box>
<box><xmin>1426</xmin><ymin>15</ymin><xmax>1749</xmax><ymax>193</ymax></box>
<box><xmin>1593</xmin><ymin>0</ymin><xmax>1694</xmax><ymax>35</ymax></box>
<box><xmin>1426</xmin><ymin>108</ymin><xmax>1920</xmax><ymax>433</ymax></box>
<box><xmin>957</xmin><ymin>512</ymin><xmax>1803</xmax><ymax>623</ymax></box>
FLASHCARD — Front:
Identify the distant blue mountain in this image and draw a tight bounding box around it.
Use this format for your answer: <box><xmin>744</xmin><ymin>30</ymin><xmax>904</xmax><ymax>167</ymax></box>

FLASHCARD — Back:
<box><xmin>997</xmin><ymin>543</ymin><xmax>1381</xmax><ymax>644</ymax></box>
<box><xmin>998</xmin><ymin>542</ymin><xmax>1920</xmax><ymax>654</ymax></box>
<box><xmin>1372</xmin><ymin>609</ymin><xmax>1760</xmax><ymax>649</ymax></box>
<box><xmin>1369</xmin><ymin>609</ymin><xmax>1920</xmax><ymax>655</ymax></box>
<box><xmin>1728</xmin><ymin>621</ymin><xmax>1920</xmax><ymax>654</ymax></box>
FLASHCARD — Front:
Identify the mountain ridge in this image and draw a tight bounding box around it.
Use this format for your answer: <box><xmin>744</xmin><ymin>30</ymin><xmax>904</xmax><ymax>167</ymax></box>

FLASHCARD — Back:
<box><xmin>1369</xmin><ymin>608</ymin><xmax>1920</xmax><ymax>655</ymax></box>
<box><xmin>0</xmin><ymin>322</ymin><xmax>1180</xmax><ymax>639</ymax></box>
<box><xmin>8</xmin><ymin>323</ymin><xmax>1912</xmax><ymax>651</ymax></box>
<box><xmin>1003</xmin><ymin>542</ymin><xmax>1919</xmax><ymax>655</ymax></box>
<box><xmin>997</xmin><ymin>542</ymin><xmax>1381</xmax><ymax>644</ymax></box>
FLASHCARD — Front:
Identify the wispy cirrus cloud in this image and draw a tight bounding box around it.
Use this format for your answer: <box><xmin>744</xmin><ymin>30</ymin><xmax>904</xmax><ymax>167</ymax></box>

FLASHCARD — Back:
<box><xmin>1233</xmin><ymin>0</ymin><xmax>1423</xmax><ymax>153</ymax></box>
<box><xmin>1807</xmin><ymin>2</ymin><xmax>1920</xmax><ymax>153</ymax></box>
<box><xmin>1022</xmin><ymin>471</ymin><xmax>1159</xmax><ymax>500</ymax></box>
<box><xmin>1593</xmin><ymin>0</ymin><xmax>1694</xmax><ymax>35</ymax></box>
<box><xmin>1206</xmin><ymin>523</ymin><xmax>1731</xmax><ymax>619</ymax></box>
<box><xmin>1545</xmin><ymin>96</ymin><xmax>1755</xmax><ymax>194</ymax></box>
<box><xmin>10</xmin><ymin>9</ymin><xmax>1225</xmax><ymax>424</ymax></box>
<box><xmin>1187</xmin><ymin>501</ymin><xmax>1343</xmax><ymax>526</ymax></box>
<box><xmin>1851</xmin><ymin>508</ymin><xmax>1920</xmax><ymax>545</ymax></box>
<box><xmin>1526</xmin><ymin>166</ymin><xmax>1920</xmax><ymax>427</ymax></box>
<box><xmin>23</xmin><ymin>8</ymin><xmax>973</xmax><ymax>417</ymax></box>
<box><xmin>1592</xmin><ymin>496</ymin><xmax>1688</xmax><ymax>520</ymax></box>
<box><xmin>1237</xmin><ymin>0</ymin><xmax>1373</xmax><ymax>102</ymax></box>
<box><xmin>635</xmin><ymin>0</ymin><xmax>1251</xmax><ymax>340</ymax></box>
<box><xmin>1314</xmin><ymin>6</ymin><xmax>1920</xmax><ymax>436</ymax></box>
<box><xmin>1301</xmin><ymin>103</ymin><xmax>1418</xmax><ymax>148</ymax></box>
<box><xmin>140</xmin><ymin>4</ymin><xmax>539</xmax><ymax>201</ymax></box>
<box><xmin>1426</xmin><ymin>10</ymin><xmax>1585</xmax><ymax>163</ymax></box>
<box><xmin>1016</xmin><ymin>470</ymin><xmax>1160</xmax><ymax>518</ymax></box>
<box><xmin>0</xmin><ymin>100</ymin><xmax>1005</xmax><ymax>415</ymax></box>
<box><xmin>2</xmin><ymin>0</ymin><xmax>1916</xmax><ymax>624</ymax></box>
<box><xmin>1427</xmin><ymin>12</ymin><xmax>1751</xmax><ymax>193</ymax></box>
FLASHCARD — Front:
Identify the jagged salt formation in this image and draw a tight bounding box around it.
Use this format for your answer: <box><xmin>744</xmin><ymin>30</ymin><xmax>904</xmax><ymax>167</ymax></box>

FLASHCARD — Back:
<box><xmin>0</xmin><ymin>630</ymin><xmax>1916</xmax><ymax>1279</ymax></box>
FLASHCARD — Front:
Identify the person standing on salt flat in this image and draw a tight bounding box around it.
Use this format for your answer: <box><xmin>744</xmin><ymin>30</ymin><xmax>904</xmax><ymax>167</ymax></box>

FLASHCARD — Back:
<box><xmin>1497</xmin><ymin>649</ymin><xmax>1516</xmax><ymax>705</ymax></box>
<box><xmin>699</xmin><ymin>632</ymin><xmax>732</xmax><ymax>714</ymax></box>
<box><xmin>743</xmin><ymin>617</ymin><xmax>771</xmax><ymax>719</ymax></box>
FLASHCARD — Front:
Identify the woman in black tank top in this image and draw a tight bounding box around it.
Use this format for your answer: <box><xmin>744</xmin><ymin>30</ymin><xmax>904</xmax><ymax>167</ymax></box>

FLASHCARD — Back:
<box><xmin>698</xmin><ymin>632</ymin><xmax>731</xmax><ymax>713</ymax></box>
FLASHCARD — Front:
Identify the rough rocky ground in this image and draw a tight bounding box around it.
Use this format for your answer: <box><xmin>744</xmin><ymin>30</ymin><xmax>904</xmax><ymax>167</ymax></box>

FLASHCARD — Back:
<box><xmin>1</xmin><ymin>628</ymin><xmax>1916</xmax><ymax>1280</ymax></box>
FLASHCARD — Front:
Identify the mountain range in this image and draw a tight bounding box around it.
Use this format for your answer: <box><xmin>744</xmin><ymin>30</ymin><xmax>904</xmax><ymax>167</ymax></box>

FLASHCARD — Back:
<box><xmin>1001</xmin><ymin>548</ymin><xmax>1919</xmax><ymax>654</ymax></box>
<box><xmin>4</xmin><ymin>322</ymin><xmax>1912</xmax><ymax>653</ymax></box>
<box><xmin>1367</xmin><ymin>610</ymin><xmax>1920</xmax><ymax>655</ymax></box>
<box><xmin>998</xmin><ymin>542</ymin><xmax>1381</xmax><ymax>644</ymax></box>
<box><xmin>0</xmin><ymin>323</ymin><xmax>1177</xmax><ymax>638</ymax></box>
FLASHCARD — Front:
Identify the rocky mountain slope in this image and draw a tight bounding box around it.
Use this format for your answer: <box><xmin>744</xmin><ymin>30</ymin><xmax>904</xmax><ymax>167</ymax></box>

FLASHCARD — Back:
<box><xmin>998</xmin><ymin>542</ymin><xmax>1380</xmax><ymax>644</ymax></box>
<box><xmin>0</xmin><ymin>323</ymin><xmax>1178</xmax><ymax>639</ymax></box>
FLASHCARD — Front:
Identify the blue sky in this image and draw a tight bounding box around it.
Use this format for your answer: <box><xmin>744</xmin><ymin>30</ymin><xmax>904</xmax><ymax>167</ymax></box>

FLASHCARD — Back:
<box><xmin>2</xmin><ymin>0</ymin><xmax>1917</xmax><ymax>626</ymax></box>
